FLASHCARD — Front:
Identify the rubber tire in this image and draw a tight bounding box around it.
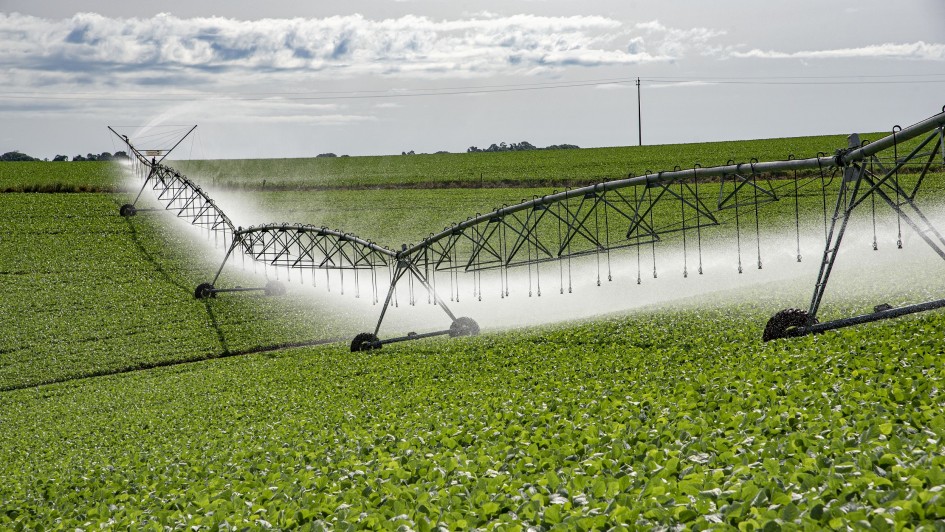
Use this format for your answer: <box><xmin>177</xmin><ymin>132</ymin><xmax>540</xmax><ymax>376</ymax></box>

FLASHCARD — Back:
<box><xmin>194</xmin><ymin>282</ymin><xmax>215</xmax><ymax>299</ymax></box>
<box><xmin>119</xmin><ymin>204</ymin><xmax>137</xmax><ymax>217</ymax></box>
<box><xmin>264</xmin><ymin>280</ymin><xmax>287</xmax><ymax>297</ymax></box>
<box><xmin>351</xmin><ymin>332</ymin><xmax>380</xmax><ymax>352</ymax></box>
<box><xmin>762</xmin><ymin>308</ymin><xmax>816</xmax><ymax>342</ymax></box>
<box><xmin>449</xmin><ymin>317</ymin><xmax>480</xmax><ymax>338</ymax></box>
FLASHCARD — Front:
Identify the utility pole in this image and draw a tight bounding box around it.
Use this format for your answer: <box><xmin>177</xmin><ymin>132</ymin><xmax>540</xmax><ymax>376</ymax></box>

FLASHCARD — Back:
<box><xmin>636</xmin><ymin>77</ymin><xmax>642</xmax><ymax>146</ymax></box>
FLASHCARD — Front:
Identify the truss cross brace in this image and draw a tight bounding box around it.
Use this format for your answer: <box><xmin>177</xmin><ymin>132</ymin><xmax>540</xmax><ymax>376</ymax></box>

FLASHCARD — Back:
<box><xmin>807</xmin><ymin>130</ymin><xmax>945</xmax><ymax>322</ymax></box>
<box><xmin>373</xmin><ymin>259</ymin><xmax>457</xmax><ymax>336</ymax></box>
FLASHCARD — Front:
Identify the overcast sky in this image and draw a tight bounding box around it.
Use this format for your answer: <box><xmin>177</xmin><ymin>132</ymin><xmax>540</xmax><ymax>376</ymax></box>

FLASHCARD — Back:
<box><xmin>1</xmin><ymin>0</ymin><xmax>944</xmax><ymax>160</ymax></box>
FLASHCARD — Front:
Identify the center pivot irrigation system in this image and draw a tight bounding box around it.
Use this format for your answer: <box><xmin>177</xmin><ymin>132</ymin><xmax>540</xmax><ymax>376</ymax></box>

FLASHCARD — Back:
<box><xmin>110</xmin><ymin>106</ymin><xmax>945</xmax><ymax>351</ymax></box>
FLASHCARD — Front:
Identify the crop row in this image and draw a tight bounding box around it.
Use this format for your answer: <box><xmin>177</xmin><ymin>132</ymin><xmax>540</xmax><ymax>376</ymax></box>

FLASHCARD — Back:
<box><xmin>0</xmin><ymin>193</ymin><xmax>363</xmax><ymax>390</ymax></box>
<box><xmin>2</xmin><ymin>129</ymin><xmax>929</xmax><ymax>194</ymax></box>
<box><xmin>0</xmin><ymin>161</ymin><xmax>124</xmax><ymax>192</ymax></box>
<box><xmin>2</xmin><ymin>298</ymin><xmax>945</xmax><ymax>528</ymax></box>
<box><xmin>3</xmin><ymin>140</ymin><xmax>945</xmax><ymax>528</ymax></box>
<box><xmin>172</xmin><ymin>132</ymin><xmax>882</xmax><ymax>189</ymax></box>
<box><xmin>5</xmin><ymin>158</ymin><xmax>944</xmax><ymax>388</ymax></box>
<box><xmin>229</xmin><ymin>170</ymin><xmax>945</xmax><ymax>250</ymax></box>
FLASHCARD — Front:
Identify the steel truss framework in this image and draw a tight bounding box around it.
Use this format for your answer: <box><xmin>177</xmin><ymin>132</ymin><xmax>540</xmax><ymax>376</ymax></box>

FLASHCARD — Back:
<box><xmin>139</xmin><ymin>163</ymin><xmax>236</xmax><ymax>246</ymax></box>
<box><xmin>209</xmin><ymin>224</ymin><xmax>395</xmax><ymax>301</ymax></box>
<box><xmin>111</xmin><ymin>106</ymin><xmax>945</xmax><ymax>348</ymax></box>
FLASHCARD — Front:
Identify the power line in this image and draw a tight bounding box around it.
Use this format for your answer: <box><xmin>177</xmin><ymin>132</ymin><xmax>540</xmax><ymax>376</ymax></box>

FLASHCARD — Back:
<box><xmin>0</xmin><ymin>76</ymin><xmax>639</xmax><ymax>99</ymax></box>
<box><xmin>645</xmin><ymin>73</ymin><xmax>945</xmax><ymax>81</ymax></box>
<box><xmin>0</xmin><ymin>80</ymin><xmax>635</xmax><ymax>102</ymax></box>
<box><xmin>644</xmin><ymin>78</ymin><xmax>945</xmax><ymax>86</ymax></box>
<box><xmin>1</xmin><ymin>73</ymin><xmax>944</xmax><ymax>103</ymax></box>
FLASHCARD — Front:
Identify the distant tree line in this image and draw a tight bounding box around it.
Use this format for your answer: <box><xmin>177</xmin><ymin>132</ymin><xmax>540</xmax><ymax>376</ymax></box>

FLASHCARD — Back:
<box><xmin>395</xmin><ymin>141</ymin><xmax>581</xmax><ymax>155</ymax></box>
<box><xmin>466</xmin><ymin>141</ymin><xmax>579</xmax><ymax>153</ymax></box>
<box><xmin>0</xmin><ymin>150</ymin><xmax>130</xmax><ymax>162</ymax></box>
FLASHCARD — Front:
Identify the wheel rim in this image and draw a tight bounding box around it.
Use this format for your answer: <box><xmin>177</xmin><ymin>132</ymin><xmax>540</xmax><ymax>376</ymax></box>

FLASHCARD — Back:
<box><xmin>351</xmin><ymin>333</ymin><xmax>380</xmax><ymax>352</ymax></box>
<box><xmin>763</xmin><ymin>308</ymin><xmax>815</xmax><ymax>342</ymax></box>
<box><xmin>195</xmin><ymin>283</ymin><xmax>215</xmax><ymax>299</ymax></box>
<box><xmin>449</xmin><ymin>317</ymin><xmax>480</xmax><ymax>338</ymax></box>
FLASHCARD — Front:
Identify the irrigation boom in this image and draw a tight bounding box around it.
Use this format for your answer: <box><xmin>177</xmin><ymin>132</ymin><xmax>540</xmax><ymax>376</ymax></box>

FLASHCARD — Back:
<box><xmin>409</xmin><ymin>108</ymin><xmax>945</xmax><ymax>256</ymax></box>
<box><xmin>110</xmin><ymin>105</ymin><xmax>945</xmax><ymax>350</ymax></box>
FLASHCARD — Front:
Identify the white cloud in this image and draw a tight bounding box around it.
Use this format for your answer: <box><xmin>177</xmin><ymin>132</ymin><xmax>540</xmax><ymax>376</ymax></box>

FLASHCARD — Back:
<box><xmin>593</xmin><ymin>83</ymin><xmax>632</xmax><ymax>90</ymax></box>
<box><xmin>589</xmin><ymin>77</ymin><xmax>718</xmax><ymax>91</ymax></box>
<box><xmin>0</xmin><ymin>12</ymin><xmax>718</xmax><ymax>86</ymax></box>
<box><xmin>0</xmin><ymin>90</ymin><xmax>368</xmax><ymax>126</ymax></box>
<box><xmin>632</xmin><ymin>20</ymin><xmax>726</xmax><ymax>59</ymax></box>
<box><xmin>647</xmin><ymin>80</ymin><xmax>716</xmax><ymax>89</ymax></box>
<box><xmin>730</xmin><ymin>41</ymin><xmax>945</xmax><ymax>61</ymax></box>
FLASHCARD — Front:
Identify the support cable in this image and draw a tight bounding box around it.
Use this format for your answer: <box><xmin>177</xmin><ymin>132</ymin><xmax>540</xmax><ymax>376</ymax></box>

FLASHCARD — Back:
<box><xmin>535</xmin><ymin>244</ymin><xmax>541</xmax><ymax>297</ymax></box>
<box><xmin>818</xmin><ymin>154</ymin><xmax>829</xmax><ymax>243</ymax></box>
<box><xmin>428</xmin><ymin>251</ymin><xmax>436</xmax><ymax>305</ymax></box>
<box><xmin>392</xmin><ymin>267</ymin><xmax>399</xmax><ymax>307</ymax></box>
<box><xmin>500</xmin><ymin>222</ymin><xmax>507</xmax><ymax>299</ymax></box>
<box><xmin>477</xmin><ymin>227</ymin><xmax>483</xmax><ymax>301</ymax></box>
<box><xmin>751</xmin><ymin>162</ymin><xmax>763</xmax><ymax>270</ymax></box>
<box><xmin>791</xmin><ymin>156</ymin><xmax>802</xmax><ymax>262</ymax></box>
<box><xmin>679</xmin><ymin>178</ymin><xmax>688</xmax><ymax>278</ymax></box>
<box><xmin>470</xmin><ymin>232</ymin><xmax>477</xmax><ymax>301</ymax></box>
<box><xmin>565</xmin><ymin>196</ymin><xmax>573</xmax><ymax>293</ymax></box>
<box><xmin>734</xmin><ymin>174</ymin><xmax>743</xmax><ymax>274</ymax></box>
<box><xmin>371</xmin><ymin>266</ymin><xmax>377</xmax><ymax>304</ymax></box>
<box><xmin>594</xmin><ymin>196</ymin><xmax>602</xmax><ymax>286</ymax></box>
<box><xmin>648</xmin><ymin>183</ymin><xmax>658</xmax><ymax>278</ymax></box>
<box><xmin>871</xmin><ymin>154</ymin><xmax>878</xmax><ymax>251</ymax></box>
<box><xmin>527</xmin><ymin>216</ymin><xmax>534</xmax><ymax>297</ymax></box>
<box><xmin>472</xmin><ymin>228</ymin><xmax>478</xmax><ymax>301</ymax></box>
<box><xmin>694</xmin><ymin>165</ymin><xmax>704</xmax><ymax>274</ymax></box>
<box><xmin>453</xmin><ymin>243</ymin><xmax>460</xmax><ymax>302</ymax></box>
<box><xmin>499</xmin><ymin>220</ymin><xmax>509</xmax><ymax>297</ymax></box>
<box><xmin>425</xmin><ymin>254</ymin><xmax>431</xmax><ymax>304</ymax></box>
<box><xmin>533</xmin><ymin>205</ymin><xmax>541</xmax><ymax>297</ymax></box>
<box><xmin>557</xmin><ymin>201</ymin><xmax>564</xmax><ymax>294</ymax></box>
<box><xmin>893</xmin><ymin>125</ymin><xmax>904</xmax><ymax>249</ymax></box>
<box><xmin>448</xmin><ymin>245</ymin><xmax>455</xmax><ymax>302</ymax></box>
<box><xmin>604</xmin><ymin>192</ymin><xmax>612</xmax><ymax>282</ymax></box>
<box><xmin>634</xmin><ymin>185</ymin><xmax>642</xmax><ymax>284</ymax></box>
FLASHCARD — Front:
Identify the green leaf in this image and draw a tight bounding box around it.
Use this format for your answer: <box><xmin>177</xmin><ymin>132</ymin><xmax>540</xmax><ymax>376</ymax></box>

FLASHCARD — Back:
<box><xmin>780</xmin><ymin>502</ymin><xmax>800</xmax><ymax>522</ymax></box>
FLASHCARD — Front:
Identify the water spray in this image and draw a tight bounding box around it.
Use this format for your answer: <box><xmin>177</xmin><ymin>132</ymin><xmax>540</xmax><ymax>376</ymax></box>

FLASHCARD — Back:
<box><xmin>109</xmin><ymin>105</ymin><xmax>945</xmax><ymax>350</ymax></box>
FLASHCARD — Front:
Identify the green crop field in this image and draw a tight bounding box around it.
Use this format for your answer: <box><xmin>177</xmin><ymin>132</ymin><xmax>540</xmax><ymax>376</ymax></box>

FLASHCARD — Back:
<box><xmin>0</xmin><ymin>193</ymin><xmax>373</xmax><ymax>390</ymax></box>
<box><xmin>3</xmin><ymin>134</ymin><xmax>945</xmax><ymax>529</ymax></box>
<box><xmin>230</xmin><ymin>168</ymin><xmax>945</xmax><ymax>254</ymax></box>
<box><xmin>0</xmin><ymin>161</ymin><xmax>124</xmax><ymax>192</ymax></box>
<box><xmin>170</xmin><ymin>133</ymin><xmax>889</xmax><ymax>190</ymax></box>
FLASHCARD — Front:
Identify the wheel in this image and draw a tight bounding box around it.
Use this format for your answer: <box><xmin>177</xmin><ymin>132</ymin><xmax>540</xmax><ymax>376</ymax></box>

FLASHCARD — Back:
<box><xmin>119</xmin><ymin>203</ymin><xmax>137</xmax><ymax>217</ymax></box>
<box><xmin>264</xmin><ymin>280</ymin><xmax>286</xmax><ymax>296</ymax></box>
<box><xmin>762</xmin><ymin>308</ymin><xmax>816</xmax><ymax>342</ymax></box>
<box><xmin>449</xmin><ymin>317</ymin><xmax>480</xmax><ymax>338</ymax></box>
<box><xmin>351</xmin><ymin>332</ymin><xmax>380</xmax><ymax>352</ymax></box>
<box><xmin>194</xmin><ymin>282</ymin><xmax>215</xmax><ymax>299</ymax></box>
